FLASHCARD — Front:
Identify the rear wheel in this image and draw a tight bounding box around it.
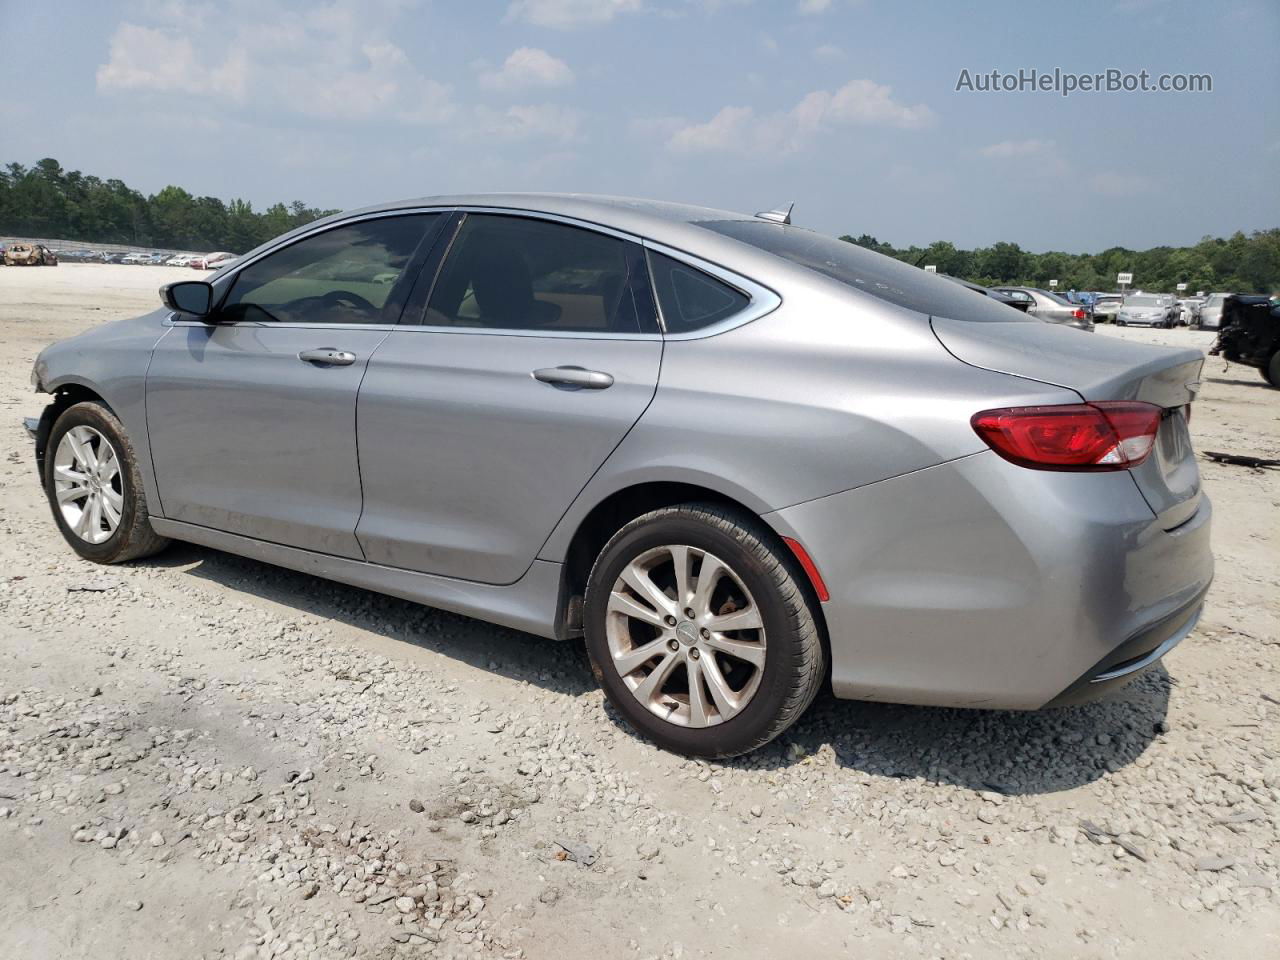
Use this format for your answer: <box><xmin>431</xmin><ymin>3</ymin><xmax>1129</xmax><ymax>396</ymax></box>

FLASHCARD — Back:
<box><xmin>1264</xmin><ymin>352</ymin><xmax>1280</xmax><ymax>388</ymax></box>
<box><xmin>584</xmin><ymin>504</ymin><xmax>825</xmax><ymax>757</ymax></box>
<box><xmin>43</xmin><ymin>401</ymin><xmax>170</xmax><ymax>564</ymax></box>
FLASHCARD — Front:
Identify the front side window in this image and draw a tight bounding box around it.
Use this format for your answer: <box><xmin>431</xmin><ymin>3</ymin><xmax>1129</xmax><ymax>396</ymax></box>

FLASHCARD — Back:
<box><xmin>424</xmin><ymin>214</ymin><xmax>647</xmax><ymax>333</ymax></box>
<box><xmin>220</xmin><ymin>214</ymin><xmax>437</xmax><ymax>324</ymax></box>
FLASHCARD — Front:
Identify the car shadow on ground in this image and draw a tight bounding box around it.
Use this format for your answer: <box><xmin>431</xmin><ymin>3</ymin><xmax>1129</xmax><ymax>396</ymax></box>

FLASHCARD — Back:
<box><xmin>152</xmin><ymin>542</ymin><xmax>1170</xmax><ymax>798</ymax></box>
<box><xmin>1205</xmin><ymin>376</ymin><xmax>1272</xmax><ymax>389</ymax></box>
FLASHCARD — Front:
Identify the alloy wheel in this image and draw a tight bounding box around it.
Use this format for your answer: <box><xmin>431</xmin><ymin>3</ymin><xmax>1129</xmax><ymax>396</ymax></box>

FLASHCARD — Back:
<box><xmin>52</xmin><ymin>425</ymin><xmax>123</xmax><ymax>545</ymax></box>
<box><xmin>604</xmin><ymin>544</ymin><xmax>767</xmax><ymax>728</ymax></box>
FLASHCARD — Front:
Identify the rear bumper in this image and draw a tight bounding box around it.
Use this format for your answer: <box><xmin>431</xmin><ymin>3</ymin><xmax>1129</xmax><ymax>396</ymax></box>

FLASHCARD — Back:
<box><xmin>765</xmin><ymin>451</ymin><xmax>1213</xmax><ymax>710</ymax></box>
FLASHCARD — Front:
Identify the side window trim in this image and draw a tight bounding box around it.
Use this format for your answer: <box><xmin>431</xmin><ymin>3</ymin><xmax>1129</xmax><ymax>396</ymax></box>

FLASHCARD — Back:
<box><xmin>640</xmin><ymin>240</ymin><xmax>781</xmax><ymax>340</ymax></box>
<box><xmin>405</xmin><ymin>211</ymin><xmax>661</xmax><ymax>338</ymax></box>
<box><xmin>182</xmin><ymin>209</ymin><xmax>452</xmax><ymax>328</ymax></box>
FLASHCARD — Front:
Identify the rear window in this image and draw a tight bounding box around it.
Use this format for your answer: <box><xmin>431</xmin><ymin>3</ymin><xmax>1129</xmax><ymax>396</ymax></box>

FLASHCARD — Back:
<box><xmin>697</xmin><ymin>220</ymin><xmax>1029</xmax><ymax>323</ymax></box>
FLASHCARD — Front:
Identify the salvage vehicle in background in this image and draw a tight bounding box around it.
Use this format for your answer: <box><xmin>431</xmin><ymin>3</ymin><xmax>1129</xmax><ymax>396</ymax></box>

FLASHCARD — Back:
<box><xmin>1210</xmin><ymin>294</ymin><xmax>1280</xmax><ymax>387</ymax></box>
<box><xmin>24</xmin><ymin>193</ymin><xmax>1212</xmax><ymax>757</ymax></box>
<box><xmin>989</xmin><ymin>285</ymin><xmax>1094</xmax><ymax>330</ymax></box>
<box><xmin>4</xmin><ymin>242</ymin><xmax>58</xmax><ymax>266</ymax></box>
<box><xmin>190</xmin><ymin>252</ymin><xmax>238</xmax><ymax>270</ymax></box>
<box><xmin>1197</xmin><ymin>293</ymin><xmax>1231</xmax><ymax>330</ymax></box>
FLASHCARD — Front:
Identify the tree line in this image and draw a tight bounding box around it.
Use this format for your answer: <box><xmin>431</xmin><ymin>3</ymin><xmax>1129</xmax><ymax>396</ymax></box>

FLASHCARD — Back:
<box><xmin>2</xmin><ymin>157</ymin><xmax>1277</xmax><ymax>292</ymax></box>
<box><xmin>845</xmin><ymin>229</ymin><xmax>1280</xmax><ymax>294</ymax></box>
<box><xmin>0</xmin><ymin>158</ymin><xmax>339</xmax><ymax>254</ymax></box>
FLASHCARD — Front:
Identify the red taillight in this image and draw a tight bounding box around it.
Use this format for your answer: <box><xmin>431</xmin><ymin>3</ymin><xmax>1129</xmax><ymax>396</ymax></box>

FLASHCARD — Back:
<box><xmin>1072</xmin><ymin>308</ymin><xmax>1087</xmax><ymax>319</ymax></box>
<box><xmin>971</xmin><ymin>402</ymin><xmax>1162</xmax><ymax>471</ymax></box>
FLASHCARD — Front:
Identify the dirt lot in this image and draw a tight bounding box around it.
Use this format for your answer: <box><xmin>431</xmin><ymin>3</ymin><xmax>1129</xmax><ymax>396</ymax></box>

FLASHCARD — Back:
<box><xmin>1</xmin><ymin>264</ymin><xmax>1277</xmax><ymax>960</ymax></box>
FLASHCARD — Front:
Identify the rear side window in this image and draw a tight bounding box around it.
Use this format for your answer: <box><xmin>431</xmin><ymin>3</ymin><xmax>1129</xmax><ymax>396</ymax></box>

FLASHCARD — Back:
<box><xmin>647</xmin><ymin>251</ymin><xmax>749</xmax><ymax>333</ymax></box>
<box><xmin>698</xmin><ymin>219</ymin><xmax>1032</xmax><ymax>323</ymax></box>
<box><xmin>221</xmin><ymin>215</ymin><xmax>437</xmax><ymax>324</ymax></box>
<box><xmin>424</xmin><ymin>214</ymin><xmax>650</xmax><ymax>334</ymax></box>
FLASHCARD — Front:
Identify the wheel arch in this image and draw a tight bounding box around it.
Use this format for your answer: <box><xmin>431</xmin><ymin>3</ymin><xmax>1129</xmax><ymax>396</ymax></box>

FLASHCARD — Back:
<box><xmin>551</xmin><ymin>480</ymin><xmax>830</xmax><ymax>657</ymax></box>
<box><xmin>32</xmin><ymin>380</ymin><xmax>114</xmax><ymax>477</ymax></box>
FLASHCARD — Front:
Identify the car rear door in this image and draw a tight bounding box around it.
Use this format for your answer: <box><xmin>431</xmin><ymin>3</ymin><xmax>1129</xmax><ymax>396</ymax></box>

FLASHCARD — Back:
<box><xmin>355</xmin><ymin>212</ymin><xmax>662</xmax><ymax>584</ymax></box>
<box><xmin>146</xmin><ymin>213</ymin><xmax>444</xmax><ymax>557</ymax></box>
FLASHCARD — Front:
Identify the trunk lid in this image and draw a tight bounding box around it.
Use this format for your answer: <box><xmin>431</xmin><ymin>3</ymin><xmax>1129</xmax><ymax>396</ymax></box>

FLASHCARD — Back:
<box><xmin>932</xmin><ymin>316</ymin><xmax>1205</xmax><ymax>529</ymax></box>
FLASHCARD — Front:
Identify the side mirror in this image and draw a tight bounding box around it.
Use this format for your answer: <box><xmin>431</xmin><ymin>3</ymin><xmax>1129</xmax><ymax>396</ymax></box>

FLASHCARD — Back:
<box><xmin>161</xmin><ymin>281</ymin><xmax>214</xmax><ymax>319</ymax></box>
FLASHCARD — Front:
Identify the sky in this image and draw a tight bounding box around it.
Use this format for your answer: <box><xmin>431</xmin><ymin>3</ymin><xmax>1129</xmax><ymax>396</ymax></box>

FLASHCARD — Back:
<box><xmin>1</xmin><ymin>0</ymin><xmax>1277</xmax><ymax>252</ymax></box>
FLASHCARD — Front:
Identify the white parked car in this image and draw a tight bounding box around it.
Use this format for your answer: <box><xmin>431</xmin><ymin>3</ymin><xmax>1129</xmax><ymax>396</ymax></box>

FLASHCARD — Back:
<box><xmin>166</xmin><ymin>254</ymin><xmax>195</xmax><ymax>266</ymax></box>
<box><xmin>120</xmin><ymin>252</ymin><xmax>151</xmax><ymax>265</ymax></box>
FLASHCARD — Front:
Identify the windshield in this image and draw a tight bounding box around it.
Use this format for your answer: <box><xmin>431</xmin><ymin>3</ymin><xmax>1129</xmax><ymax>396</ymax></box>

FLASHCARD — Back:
<box><xmin>696</xmin><ymin>219</ymin><xmax>1030</xmax><ymax>322</ymax></box>
<box><xmin>1033</xmin><ymin>288</ymin><xmax>1072</xmax><ymax>305</ymax></box>
<box><xmin>1125</xmin><ymin>295</ymin><xmax>1161</xmax><ymax>306</ymax></box>
<box><xmin>1205</xmin><ymin>294</ymin><xmax>1226</xmax><ymax>306</ymax></box>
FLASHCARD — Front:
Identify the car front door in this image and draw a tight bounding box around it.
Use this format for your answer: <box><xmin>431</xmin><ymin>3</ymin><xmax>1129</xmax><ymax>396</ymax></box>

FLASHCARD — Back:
<box><xmin>355</xmin><ymin>212</ymin><xmax>662</xmax><ymax>584</ymax></box>
<box><xmin>146</xmin><ymin>213</ymin><xmax>443</xmax><ymax>557</ymax></box>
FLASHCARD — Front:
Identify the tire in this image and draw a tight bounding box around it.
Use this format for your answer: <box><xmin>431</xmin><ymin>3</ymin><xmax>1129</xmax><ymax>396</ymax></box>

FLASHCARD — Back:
<box><xmin>583</xmin><ymin>503</ymin><xmax>825</xmax><ymax>758</ymax></box>
<box><xmin>43</xmin><ymin>401</ymin><xmax>170</xmax><ymax>564</ymax></box>
<box><xmin>1264</xmin><ymin>352</ymin><xmax>1280</xmax><ymax>389</ymax></box>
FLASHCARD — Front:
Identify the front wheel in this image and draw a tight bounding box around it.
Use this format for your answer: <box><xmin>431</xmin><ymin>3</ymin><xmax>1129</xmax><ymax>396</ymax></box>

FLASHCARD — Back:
<box><xmin>43</xmin><ymin>401</ymin><xmax>170</xmax><ymax>564</ymax></box>
<box><xmin>584</xmin><ymin>504</ymin><xmax>826</xmax><ymax>757</ymax></box>
<box><xmin>1264</xmin><ymin>352</ymin><xmax>1280</xmax><ymax>389</ymax></box>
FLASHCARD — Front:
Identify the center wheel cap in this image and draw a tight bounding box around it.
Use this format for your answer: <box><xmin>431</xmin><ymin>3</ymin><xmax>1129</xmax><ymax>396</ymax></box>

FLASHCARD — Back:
<box><xmin>675</xmin><ymin>621</ymin><xmax>699</xmax><ymax>646</ymax></box>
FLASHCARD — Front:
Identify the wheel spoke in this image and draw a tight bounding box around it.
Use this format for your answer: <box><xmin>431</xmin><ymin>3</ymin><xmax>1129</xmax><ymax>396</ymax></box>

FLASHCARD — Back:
<box><xmin>702</xmin><ymin>633</ymin><xmax>766</xmax><ymax>668</ymax></box>
<box><xmin>54</xmin><ymin>465</ymin><xmax>89</xmax><ymax>484</ymax></box>
<box><xmin>631</xmin><ymin>650</ymin><xmax>681</xmax><ymax>704</ymax></box>
<box><xmin>88</xmin><ymin>495</ymin><xmax>104</xmax><ymax>541</ymax></box>
<box><xmin>100</xmin><ymin>491</ymin><xmax>122</xmax><ymax>529</ymax></box>
<box><xmin>700</xmin><ymin>655</ymin><xmax>741</xmax><ymax>720</ymax></box>
<box><xmin>96</xmin><ymin>444</ymin><xmax>119</xmax><ymax>482</ymax></box>
<box><xmin>66</xmin><ymin>429</ymin><xmax>97</xmax><ymax>472</ymax></box>
<box><xmin>75</xmin><ymin>497</ymin><xmax>94</xmax><ymax>538</ymax></box>
<box><xmin>607</xmin><ymin>590</ymin><xmax>666</xmax><ymax>628</ymax></box>
<box><xmin>690</xmin><ymin>554</ymin><xmax>724</xmax><ymax>618</ymax></box>
<box><xmin>686</xmin><ymin>658</ymin><xmax>711</xmax><ymax>727</ymax></box>
<box><xmin>669</xmin><ymin>545</ymin><xmax>693</xmax><ymax>609</ymax></box>
<box><xmin>620</xmin><ymin>563</ymin><xmax>677</xmax><ymax>618</ymax></box>
<box><xmin>57</xmin><ymin>483</ymin><xmax>90</xmax><ymax>504</ymax></box>
<box><xmin>706</xmin><ymin>605</ymin><xmax>763</xmax><ymax>634</ymax></box>
<box><xmin>612</xmin><ymin>637</ymin><xmax>670</xmax><ymax>676</ymax></box>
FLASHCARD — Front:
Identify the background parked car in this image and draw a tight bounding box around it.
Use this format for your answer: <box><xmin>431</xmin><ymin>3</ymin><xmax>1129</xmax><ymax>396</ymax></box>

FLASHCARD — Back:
<box><xmin>938</xmin><ymin>274</ymin><xmax>1032</xmax><ymax>311</ymax></box>
<box><xmin>988</xmin><ymin>285</ymin><xmax>1094</xmax><ymax>330</ymax></box>
<box><xmin>1116</xmin><ymin>293</ymin><xmax>1177</xmax><ymax>327</ymax></box>
<box><xmin>1093</xmin><ymin>293</ymin><xmax>1123</xmax><ymax>323</ymax></box>
<box><xmin>120</xmin><ymin>252</ymin><xmax>151</xmax><ymax>264</ymax></box>
<box><xmin>1198</xmin><ymin>292</ymin><xmax>1232</xmax><ymax>330</ymax></box>
<box><xmin>190</xmin><ymin>251</ymin><xmax>238</xmax><ymax>270</ymax></box>
<box><xmin>4</xmin><ymin>242</ymin><xmax>58</xmax><ymax>266</ymax></box>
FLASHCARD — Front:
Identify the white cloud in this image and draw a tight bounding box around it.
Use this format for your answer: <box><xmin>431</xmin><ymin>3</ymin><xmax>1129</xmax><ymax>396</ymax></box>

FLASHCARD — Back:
<box><xmin>813</xmin><ymin>43</ymin><xmax>844</xmax><ymax>61</ymax></box>
<box><xmin>479</xmin><ymin>47</ymin><xmax>575</xmax><ymax>92</ymax></box>
<box><xmin>96</xmin><ymin>6</ymin><xmax>455</xmax><ymax>125</ymax></box>
<box><xmin>667</xmin><ymin>106</ymin><xmax>754</xmax><ymax>153</ymax></box>
<box><xmin>505</xmin><ymin>0</ymin><xmax>643</xmax><ymax>28</ymax></box>
<box><xmin>1089</xmin><ymin>171</ymin><xmax>1157</xmax><ymax>197</ymax></box>
<box><xmin>981</xmin><ymin>138</ymin><xmax>1054</xmax><ymax>159</ymax></box>
<box><xmin>665</xmin><ymin>77</ymin><xmax>934</xmax><ymax>153</ymax></box>
<box><xmin>798</xmin><ymin>0</ymin><xmax>834</xmax><ymax>13</ymax></box>
<box><xmin>96</xmin><ymin>24</ymin><xmax>248</xmax><ymax>99</ymax></box>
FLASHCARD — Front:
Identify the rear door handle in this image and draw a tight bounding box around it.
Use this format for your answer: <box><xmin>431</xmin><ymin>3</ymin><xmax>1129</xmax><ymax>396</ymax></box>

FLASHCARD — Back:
<box><xmin>532</xmin><ymin>366</ymin><xmax>614</xmax><ymax>390</ymax></box>
<box><xmin>298</xmin><ymin>348</ymin><xmax>356</xmax><ymax>366</ymax></box>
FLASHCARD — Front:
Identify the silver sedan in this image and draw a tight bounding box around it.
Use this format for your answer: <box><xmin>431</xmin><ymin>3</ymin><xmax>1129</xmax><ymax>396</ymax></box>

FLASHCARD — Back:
<box><xmin>25</xmin><ymin>194</ymin><xmax>1213</xmax><ymax>757</ymax></box>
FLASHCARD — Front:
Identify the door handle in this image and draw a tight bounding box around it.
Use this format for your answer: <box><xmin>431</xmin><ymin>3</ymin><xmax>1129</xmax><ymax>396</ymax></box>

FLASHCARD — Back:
<box><xmin>532</xmin><ymin>366</ymin><xmax>614</xmax><ymax>390</ymax></box>
<box><xmin>298</xmin><ymin>348</ymin><xmax>356</xmax><ymax>366</ymax></box>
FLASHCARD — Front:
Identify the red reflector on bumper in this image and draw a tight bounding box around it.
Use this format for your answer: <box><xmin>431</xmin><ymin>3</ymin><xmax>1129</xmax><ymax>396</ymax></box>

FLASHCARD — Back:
<box><xmin>782</xmin><ymin>536</ymin><xmax>830</xmax><ymax>602</ymax></box>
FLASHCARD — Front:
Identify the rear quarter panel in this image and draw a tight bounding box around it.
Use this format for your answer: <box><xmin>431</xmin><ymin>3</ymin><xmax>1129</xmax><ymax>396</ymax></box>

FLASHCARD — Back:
<box><xmin>539</xmin><ymin>279</ymin><xmax>1076</xmax><ymax>561</ymax></box>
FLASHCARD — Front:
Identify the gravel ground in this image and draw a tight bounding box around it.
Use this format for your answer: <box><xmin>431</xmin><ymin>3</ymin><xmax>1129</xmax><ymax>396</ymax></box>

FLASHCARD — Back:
<box><xmin>1</xmin><ymin>264</ymin><xmax>1277</xmax><ymax>960</ymax></box>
